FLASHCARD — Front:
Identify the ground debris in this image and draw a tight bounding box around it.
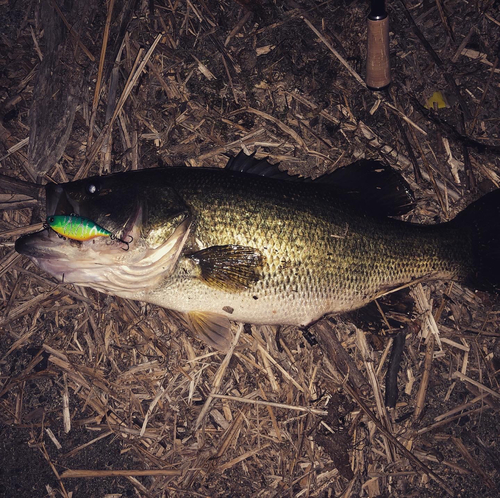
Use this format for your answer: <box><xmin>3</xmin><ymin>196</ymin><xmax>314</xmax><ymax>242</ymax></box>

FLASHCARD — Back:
<box><xmin>1</xmin><ymin>0</ymin><xmax>500</xmax><ymax>496</ymax></box>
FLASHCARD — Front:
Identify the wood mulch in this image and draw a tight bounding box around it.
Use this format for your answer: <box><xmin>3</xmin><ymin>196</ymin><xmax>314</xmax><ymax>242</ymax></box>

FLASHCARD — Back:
<box><xmin>1</xmin><ymin>0</ymin><xmax>499</xmax><ymax>496</ymax></box>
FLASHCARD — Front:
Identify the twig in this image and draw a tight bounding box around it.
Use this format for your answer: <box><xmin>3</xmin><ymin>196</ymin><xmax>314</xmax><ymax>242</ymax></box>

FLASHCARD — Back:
<box><xmin>385</xmin><ymin>330</ymin><xmax>406</xmax><ymax>408</ymax></box>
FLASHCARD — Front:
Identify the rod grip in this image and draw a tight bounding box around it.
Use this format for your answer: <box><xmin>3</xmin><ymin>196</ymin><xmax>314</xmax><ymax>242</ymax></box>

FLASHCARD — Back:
<box><xmin>366</xmin><ymin>16</ymin><xmax>391</xmax><ymax>90</ymax></box>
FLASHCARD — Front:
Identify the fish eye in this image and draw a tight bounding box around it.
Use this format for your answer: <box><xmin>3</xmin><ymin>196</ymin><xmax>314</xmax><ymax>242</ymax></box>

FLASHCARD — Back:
<box><xmin>86</xmin><ymin>182</ymin><xmax>99</xmax><ymax>195</ymax></box>
<box><xmin>48</xmin><ymin>216</ymin><xmax>55</xmax><ymax>223</ymax></box>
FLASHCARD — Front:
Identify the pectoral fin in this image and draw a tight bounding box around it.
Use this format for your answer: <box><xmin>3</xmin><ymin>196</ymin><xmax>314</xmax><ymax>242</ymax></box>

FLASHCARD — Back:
<box><xmin>187</xmin><ymin>311</ymin><xmax>234</xmax><ymax>351</ymax></box>
<box><xmin>190</xmin><ymin>245</ymin><xmax>263</xmax><ymax>292</ymax></box>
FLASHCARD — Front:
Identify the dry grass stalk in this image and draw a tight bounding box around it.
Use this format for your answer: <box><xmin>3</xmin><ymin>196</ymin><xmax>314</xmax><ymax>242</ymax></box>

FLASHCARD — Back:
<box><xmin>355</xmin><ymin>328</ymin><xmax>395</xmax><ymax>462</ymax></box>
<box><xmin>61</xmin><ymin>469</ymin><xmax>182</xmax><ymax>478</ymax></box>
<box><xmin>47</xmin><ymin>0</ymin><xmax>95</xmax><ymax>61</ymax></box>
<box><xmin>209</xmin><ymin>393</ymin><xmax>328</xmax><ymax>416</ymax></box>
<box><xmin>300</xmin><ymin>15</ymin><xmax>365</xmax><ymax>88</ymax></box>
<box><xmin>313</xmin><ymin>320</ymin><xmax>369</xmax><ymax>394</ymax></box>
<box><xmin>63</xmin><ymin>430</ymin><xmax>113</xmax><ymax>458</ymax></box>
<box><xmin>194</xmin><ymin>323</ymin><xmax>243</xmax><ymax>429</ymax></box>
<box><xmin>433</xmin><ymin>393</ymin><xmax>489</xmax><ymax>422</ymax></box>
<box><xmin>451</xmin><ymin>437</ymin><xmax>495</xmax><ymax>488</ymax></box>
<box><xmin>76</xmin><ymin>34</ymin><xmax>162</xmax><ymax>180</ymax></box>
<box><xmin>257</xmin><ymin>342</ymin><xmax>305</xmax><ymax>392</ymax></box>
<box><xmin>416</xmin><ymin>406</ymin><xmax>489</xmax><ymax>436</ymax></box>
<box><xmin>231</xmin><ymin>107</ymin><xmax>306</xmax><ymax>149</ymax></box>
<box><xmin>341</xmin><ymin>380</ymin><xmax>454</xmax><ymax>496</ymax></box>
<box><xmin>87</xmin><ymin>0</ymin><xmax>116</xmax><ymax>150</ymax></box>
<box><xmin>451</xmin><ymin>371</ymin><xmax>500</xmax><ymax>400</ymax></box>
<box><xmin>413</xmin><ymin>335</ymin><xmax>435</xmax><ymax>422</ymax></box>
<box><xmin>38</xmin><ymin>441</ymin><xmax>70</xmax><ymax>498</ymax></box>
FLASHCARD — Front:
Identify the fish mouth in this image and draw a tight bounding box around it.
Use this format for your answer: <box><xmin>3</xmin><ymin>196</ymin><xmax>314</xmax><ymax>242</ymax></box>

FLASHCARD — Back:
<box><xmin>14</xmin><ymin>226</ymin><xmax>125</xmax><ymax>283</ymax></box>
<box><xmin>15</xmin><ymin>181</ymin><xmax>141</xmax><ymax>282</ymax></box>
<box><xmin>16</xmin><ymin>214</ymin><xmax>192</xmax><ymax>298</ymax></box>
<box><xmin>15</xmin><ymin>228</ymin><xmax>65</xmax><ymax>260</ymax></box>
<box><xmin>45</xmin><ymin>181</ymin><xmax>139</xmax><ymax>242</ymax></box>
<box><xmin>46</xmin><ymin>183</ymin><xmax>77</xmax><ymax>218</ymax></box>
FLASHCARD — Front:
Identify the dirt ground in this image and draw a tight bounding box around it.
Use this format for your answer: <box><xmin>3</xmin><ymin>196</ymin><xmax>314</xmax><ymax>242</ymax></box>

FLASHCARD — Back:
<box><xmin>1</xmin><ymin>0</ymin><xmax>500</xmax><ymax>496</ymax></box>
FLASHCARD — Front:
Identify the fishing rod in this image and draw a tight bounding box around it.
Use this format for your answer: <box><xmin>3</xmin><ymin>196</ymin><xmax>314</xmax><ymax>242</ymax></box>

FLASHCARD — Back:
<box><xmin>366</xmin><ymin>0</ymin><xmax>391</xmax><ymax>90</ymax></box>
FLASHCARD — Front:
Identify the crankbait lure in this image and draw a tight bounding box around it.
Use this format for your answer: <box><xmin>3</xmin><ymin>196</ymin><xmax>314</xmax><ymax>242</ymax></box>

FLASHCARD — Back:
<box><xmin>45</xmin><ymin>215</ymin><xmax>132</xmax><ymax>250</ymax></box>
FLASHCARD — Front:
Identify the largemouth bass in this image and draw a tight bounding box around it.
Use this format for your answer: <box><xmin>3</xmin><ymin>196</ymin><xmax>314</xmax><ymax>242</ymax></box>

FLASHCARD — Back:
<box><xmin>15</xmin><ymin>152</ymin><xmax>500</xmax><ymax>349</ymax></box>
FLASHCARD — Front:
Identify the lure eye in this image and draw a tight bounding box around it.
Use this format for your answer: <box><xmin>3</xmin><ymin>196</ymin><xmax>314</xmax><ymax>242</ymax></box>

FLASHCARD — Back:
<box><xmin>86</xmin><ymin>183</ymin><xmax>99</xmax><ymax>195</ymax></box>
<box><xmin>48</xmin><ymin>216</ymin><xmax>55</xmax><ymax>224</ymax></box>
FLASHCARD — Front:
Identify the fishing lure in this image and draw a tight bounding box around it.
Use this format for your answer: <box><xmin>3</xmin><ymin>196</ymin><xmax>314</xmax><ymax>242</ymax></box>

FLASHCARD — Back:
<box><xmin>45</xmin><ymin>215</ymin><xmax>132</xmax><ymax>250</ymax></box>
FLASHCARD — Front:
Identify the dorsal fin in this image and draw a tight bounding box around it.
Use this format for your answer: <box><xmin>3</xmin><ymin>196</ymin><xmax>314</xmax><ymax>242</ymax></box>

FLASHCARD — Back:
<box><xmin>225</xmin><ymin>151</ymin><xmax>415</xmax><ymax>217</ymax></box>
<box><xmin>326</xmin><ymin>160</ymin><xmax>416</xmax><ymax>217</ymax></box>
<box><xmin>225</xmin><ymin>150</ymin><xmax>294</xmax><ymax>181</ymax></box>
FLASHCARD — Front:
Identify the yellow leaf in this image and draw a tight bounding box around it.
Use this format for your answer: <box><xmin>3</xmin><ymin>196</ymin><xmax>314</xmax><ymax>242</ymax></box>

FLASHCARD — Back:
<box><xmin>425</xmin><ymin>91</ymin><xmax>448</xmax><ymax>109</ymax></box>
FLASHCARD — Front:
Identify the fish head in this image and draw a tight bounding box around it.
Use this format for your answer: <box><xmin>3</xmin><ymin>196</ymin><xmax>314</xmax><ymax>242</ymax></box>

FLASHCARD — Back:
<box><xmin>45</xmin><ymin>174</ymin><xmax>141</xmax><ymax>239</ymax></box>
<box><xmin>16</xmin><ymin>170</ymin><xmax>191</xmax><ymax>297</ymax></box>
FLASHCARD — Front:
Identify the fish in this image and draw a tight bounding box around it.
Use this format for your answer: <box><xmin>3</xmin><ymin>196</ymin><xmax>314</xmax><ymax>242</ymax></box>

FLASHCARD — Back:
<box><xmin>15</xmin><ymin>152</ymin><xmax>500</xmax><ymax>350</ymax></box>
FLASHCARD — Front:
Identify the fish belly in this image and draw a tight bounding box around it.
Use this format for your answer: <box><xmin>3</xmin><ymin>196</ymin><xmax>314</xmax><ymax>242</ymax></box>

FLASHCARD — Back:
<box><xmin>140</xmin><ymin>273</ymin><xmax>369</xmax><ymax>326</ymax></box>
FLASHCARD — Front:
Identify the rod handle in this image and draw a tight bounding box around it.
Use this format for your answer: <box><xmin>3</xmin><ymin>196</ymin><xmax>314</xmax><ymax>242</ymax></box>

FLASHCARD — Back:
<box><xmin>366</xmin><ymin>16</ymin><xmax>391</xmax><ymax>90</ymax></box>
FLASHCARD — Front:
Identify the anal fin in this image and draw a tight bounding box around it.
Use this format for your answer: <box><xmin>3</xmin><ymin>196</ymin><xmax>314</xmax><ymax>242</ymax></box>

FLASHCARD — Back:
<box><xmin>187</xmin><ymin>311</ymin><xmax>234</xmax><ymax>351</ymax></box>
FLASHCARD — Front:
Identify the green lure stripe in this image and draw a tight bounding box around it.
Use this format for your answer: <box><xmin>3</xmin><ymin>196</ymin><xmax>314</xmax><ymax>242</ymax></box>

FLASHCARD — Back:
<box><xmin>46</xmin><ymin>215</ymin><xmax>112</xmax><ymax>241</ymax></box>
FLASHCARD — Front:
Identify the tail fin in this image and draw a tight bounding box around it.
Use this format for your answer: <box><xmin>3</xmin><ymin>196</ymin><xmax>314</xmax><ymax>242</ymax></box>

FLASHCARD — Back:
<box><xmin>451</xmin><ymin>189</ymin><xmax>500</xmax><ymax>291</ymax></box>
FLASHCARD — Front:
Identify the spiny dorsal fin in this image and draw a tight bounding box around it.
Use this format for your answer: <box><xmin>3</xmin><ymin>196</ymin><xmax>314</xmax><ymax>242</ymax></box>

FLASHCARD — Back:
<box><xmin>225</xmin><ymin>150</ymin><xmax>294</xmax><ymax>181</ymax></box>
<box><xmin>226</xmin><ymin>151</ymin><xmax>415</xmax><ymax>217</ymax></box>
<box><xmin>187</xmin><ymin>311</ymin><xmax>233</xmax><ymax>351</ymax></box>
<box><xmin>190</xmin><ymin>245</ymin><xmax>263</xmax><ymax>292</ymax></box>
